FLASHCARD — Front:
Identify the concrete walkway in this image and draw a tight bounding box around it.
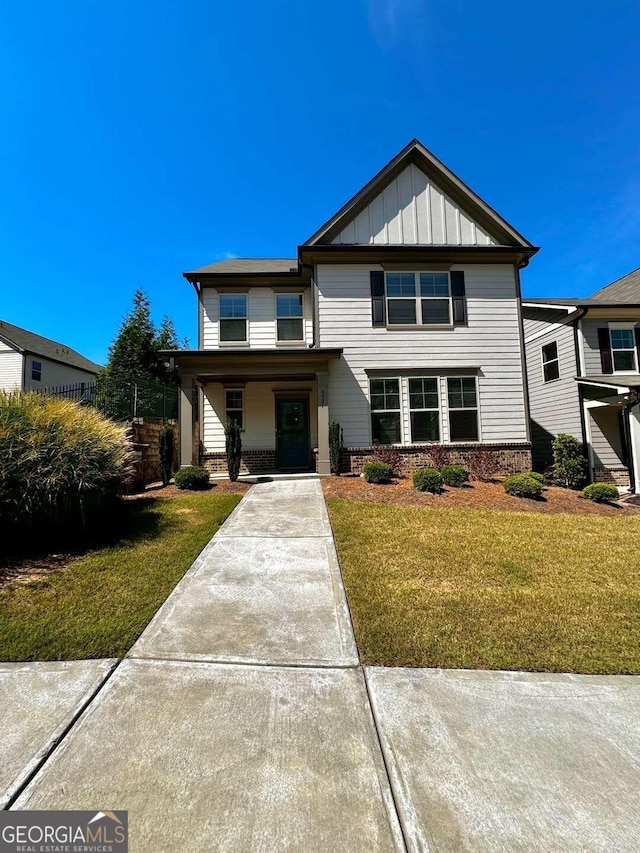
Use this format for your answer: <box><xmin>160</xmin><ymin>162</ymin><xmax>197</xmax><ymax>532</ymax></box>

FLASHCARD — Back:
<box><xmin>5</xmin><ymin>480</ymin><xmax>640</xmax><ymax>851</ymax></box>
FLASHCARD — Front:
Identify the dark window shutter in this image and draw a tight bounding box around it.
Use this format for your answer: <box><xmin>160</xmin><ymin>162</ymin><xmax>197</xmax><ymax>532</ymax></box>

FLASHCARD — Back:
<box><xmin>597</xmin><ymin>327</ymin><xmax>613</xmax><ymax>374</ymax></box>
<box><xmin>370</xmin><ymin>271</ymin><xmax>386</xmax><ymax>327</ymax></box>
<box><xmin>634</xmin><ymin>327</ymin><xmax>640</xmax><ymax>365</ymax></box>
<box><xmin>450</xmin><ymin>271</ymin><xmax>466</xmax><ymax>326</ymax></box>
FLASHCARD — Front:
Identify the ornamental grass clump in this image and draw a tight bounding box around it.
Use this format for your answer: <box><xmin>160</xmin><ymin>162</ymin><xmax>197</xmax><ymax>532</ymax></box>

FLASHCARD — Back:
<box><xmin>0</xmin><ymin>391</ymin><xmax>133</xmax><ymax>543</ymax></box>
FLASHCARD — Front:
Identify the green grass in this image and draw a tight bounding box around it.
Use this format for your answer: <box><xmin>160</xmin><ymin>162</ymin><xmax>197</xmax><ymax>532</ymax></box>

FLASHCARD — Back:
<box><xmin>327</xmin><ymin>498</ymin><xmax>640</xmax><ymax>674</ymax></box>
<box><xmin>0</xmin><ymin>493</ymin><xmax>241</xmax><ymax>661</ymax></box>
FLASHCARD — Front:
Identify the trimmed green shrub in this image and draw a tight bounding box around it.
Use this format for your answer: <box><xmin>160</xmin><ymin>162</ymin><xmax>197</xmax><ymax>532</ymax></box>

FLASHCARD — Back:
<box><xmin>503</xmin><ymin>474</ymin><xmax>543</xmax><ymax>499</ymax></box>
<box><xmin>370</xmin><ymin>443</ymin><xmax>402</xmax><ymax>476</ymax></box>
<box><xmin>174</xmin><ymin>465</ymin><xmax>210</xmax><ymax>490</ymax></box>
<box><xmin>440</xmin><ymin>465</ymin><xmax>469</xmax><ymax>487</ymax></box>
<box><xmin>224</xmin><ymin>418</ymin><xmax>242</xmax><ymax>482</ymax></box>
<box><xmin>158</xmin><ymin>423</ymin><xmax>174</xmax><ymax>486</ymax></box>
<box><xmin>527</xmin><ymin>471</ymin><xmax>545</xmax><ymax>484</ymax></box>
<box><xmin>550</xmin><ymin>433</ymin><xmax>588</xmax><ymax>489</ymax></box>
<box><xmin>413</xmin><ymin>467</ymin><xmax>443</xmax><ymax>493</ymax></box>
<box><xmin>0</xmin><ymin>391</ymin><xmax>133</xmax><ymax>542</ymax></box>
<box><xmin>582</xmin><ymin>483</ymin><xmax>619</xmax><ymax>503</ymax></box>
<box><xmin>363</xmin><ymin>462</ymin><xmax>393</xmax><ymax>484</ymax></box>
<box><xmin>329</xmin><ymin>420</ymin><xmax>343</xmax><ymax>475</ymax></box>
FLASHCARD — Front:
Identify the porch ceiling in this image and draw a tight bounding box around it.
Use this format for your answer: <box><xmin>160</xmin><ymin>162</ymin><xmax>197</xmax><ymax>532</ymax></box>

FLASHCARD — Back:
<box><xmin>577</xmin><ymin>375</ymin><xmax>640</xmax><ymax>392</ymax></box>
<box><xmin>166</xmin><ymin>348</ymin><xmax>342</xmax><ymax>380</ymax></box>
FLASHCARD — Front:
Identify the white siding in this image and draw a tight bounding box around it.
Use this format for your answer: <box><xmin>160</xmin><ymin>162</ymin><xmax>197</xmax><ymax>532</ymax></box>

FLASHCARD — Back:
<box><xmin>202</xmin><ymin>381</ymin><xmax>317</xmax><ymax>453</ymax></box>
<box><xmin>23</xmin><ymin>355</ymin><xmax>97</xmax><ymax>391</ymax></box>
<box><xmin>0</xmin><ymin>348</ymin><xmax>23</xmax><ymax>391</ymax></box>
<box><xmin>317</xmin><ymin>263</ymin><xmax>527</xmax><ymax>447</ymax></box>
<box><xmin>331</xmin><ymin>164</ymin><xmax>497</xmax><ymax>246</ymax></box>
<box><xmin>523</xmin><ymin>319</ymin><xmax>582</xmax><ymax>467</ymax></box>
<box><xmin>202</xmin><ymin>287</ymin><xmax>313</xmax><ymax>349</ymax></box>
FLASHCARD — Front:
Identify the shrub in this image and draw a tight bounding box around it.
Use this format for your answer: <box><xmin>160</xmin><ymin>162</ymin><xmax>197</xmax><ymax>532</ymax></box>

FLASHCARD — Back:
<box><xmin>527</xmin><ymin>471</ymin><xmax>545</xmax><ymax>484</ymax></box>
<box><xmin>413</xmin><ymin>467</ymin><xmax>443</xmax><ymax>493</ymax></box>
<box><xmin>158</xmin><ymin>423</ymin><xmax>174</xmax><ymax>486</ymax></box>
<box><xmin>550</xmin><ymin>433</ymin><xmax>587</xmax><ymax>489</ymax></box>
<box><xmin>224</xmin><ymin>417</ymin><xmax>242</xmax><ymax>482</ymax></box>
<box><xmin>503</xmin><ymin>474</ymin><xmax>543</xmax><ymax>499</ymax></box>
<box><xmin>0</xmin><ymin>391</ymin><xmax>133</xmax><ymax>543</ymax></box>
<box><xmin>427</xmin><ymin>444</ymin><xmax>450</xmax><ymax>470</ymax></box>
<box><xmin>582</xmin><ymin>483</ymin><xmax>619</xmax><ymax>503</ymax></box>
<box><xmin>467</xmin><ymin>447</ymin><xmax>499</xmax><ymax>481</ymax></box>
<box><xmin>440</xmin><ymin>465</ymin><xmax>469</xmax><ymax>487</ymax></box>
<box><xmin>174</xmin><ymin>465</ymin><xmax>210</xmax><ymax>490</ymax></box>
<box><xmin>363</xmin><ymin>462</ymin><xmax>393</xmax><ymax>484</ymax></box>
<box><xmin>370</xmin><ymin>443</ymin><xmax>402</xmax><ymax>476</ymax></box>
<box><xmin>329</xmin><ymin>420</ymin><xmax>343</xmax><ymax>475</ymax></box>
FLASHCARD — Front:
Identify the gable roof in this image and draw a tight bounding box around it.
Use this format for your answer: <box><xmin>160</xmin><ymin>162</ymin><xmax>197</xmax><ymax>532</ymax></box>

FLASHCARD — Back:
<box><xmin>0</xmin><ymin>320</ymin><xmax>102</xmax><ymax>374</ymax></box>
<box><xmin>303</xmin><ymin>139</ymin><xmax>534</xmax><ymax>249</ymax></box>
<box><xmin>186</xmin><ymin>258</ymin><xmax>298</xmax><ymax>276</ymax></box>
<box><xmin>590</xmin><ymin>267</ymin><xmax>640</xmax><ymax>303</ymax></box>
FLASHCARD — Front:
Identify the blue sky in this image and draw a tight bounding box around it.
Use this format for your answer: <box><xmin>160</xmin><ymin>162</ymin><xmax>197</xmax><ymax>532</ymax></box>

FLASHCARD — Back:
<box><xmin>1</xmin><ymin>1</ymin><xmax>639</xmax><ymax>364</ymax></box>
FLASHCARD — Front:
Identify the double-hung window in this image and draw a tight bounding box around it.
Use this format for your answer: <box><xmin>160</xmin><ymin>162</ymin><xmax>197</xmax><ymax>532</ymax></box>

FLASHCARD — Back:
<box><xmin>408</xmin><ymin>378</ymin><xmax>440</xmax><ymax>442</ymax></box>
<box><xmin>610</xmin><ymin>328</ymin><xmax>637</xmax><ymax>372</ymax></box>
<box><xmin>219</xmin><ymin>295</ymin><xmax>247</xmax><ymax>343</ymax></box>
<box><xmin>541</xmin><ymin>341</ymin><xmax>560</xmax><ymax>383</ymax></box>
<box><xmin>370</xmin><ymin>378</ymin><xmax>401</xmax><ymax>444</ymax></box>
<box><xmin>385</xmin><ymin>272</ymin><xmax>451</xmax><ymax>326</ymax></box>
<box><xmin>447</xmin><ymin>377</ymin><xmax>479</xmax><ymax>442</ymax></box>
<box><xmin>225</xmin><ymin>389</ymin><xmax>244</xmax><ymax>429</ymax></box>
<box><xmin>31</xmin><ymin>360</ymin><xmax>42</xmax><ymax>382</ymax></box>
<box><xmin>276</xmin><ymin>294</ymin><xmax>304</xmax><ymax>342</ymax></box>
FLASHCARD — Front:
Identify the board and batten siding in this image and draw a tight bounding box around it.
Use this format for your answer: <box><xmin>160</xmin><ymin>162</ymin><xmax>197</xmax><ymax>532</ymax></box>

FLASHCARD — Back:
<box><xmin>202</xmin><ymin>287</ymin><xmax>313</xmax><ymax>349</ymax></box>
<box><xmin>523</xmin><ymin>313</ymin><xmax>582</xmax><ymax>467</ymax></box>
<box><xmin>316</xmin><ymin>263</ymin><xmax>528</xmax><ymax>447</ymax></box>
<box><xmin>22</xmin><ymin>355</ymin><xmax>97</xmax><ymax>391</ymax></box>
<box><xmin>0</xmin><ymin>339</ymin><xmax>23</xmax><ymax>391</ymax></box>
<box><xmin>331</xmin><ymin>164</ymin><xmax>497</xmax><ymax>246</ymax></box>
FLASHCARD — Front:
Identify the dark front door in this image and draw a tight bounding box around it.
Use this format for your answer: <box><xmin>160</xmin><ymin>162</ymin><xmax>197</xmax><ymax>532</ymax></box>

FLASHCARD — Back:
<box><xmin>276</xmin><ymin>397</ymin><xmax>310</xmax><ymax>471</ymax></box>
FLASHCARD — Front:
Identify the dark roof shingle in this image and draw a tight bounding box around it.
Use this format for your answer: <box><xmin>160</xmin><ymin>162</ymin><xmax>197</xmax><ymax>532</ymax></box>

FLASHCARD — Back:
<box><xmin>187</xmin><ymin>258</ymin><xmax>299</xmax><ymax>276</ymax></box>
<box><xmin>590</xmin><ymin>267</ymin><xmax>640</xmax><ymax>303</ymax></box>
<box><xmin>0</xmin><ymin>320</ymin><xmax>101</xmax><ymax>374</ymax></box>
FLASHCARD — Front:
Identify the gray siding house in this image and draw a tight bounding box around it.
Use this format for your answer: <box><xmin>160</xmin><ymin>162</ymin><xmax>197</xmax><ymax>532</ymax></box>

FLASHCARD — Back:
<box><xmin>170</xmin><ymin>140</ymin><xmax>537</xmax><ymax>476</ymax></box>
<box><xmin>522</xmin><ymin>267</ymin><xmax>640</xmax><ymax>491</ymax></box>
<box><xmin>0</xmin><ymin>320</ymin><xmax>101</xmax><ymax>393</ymax></box>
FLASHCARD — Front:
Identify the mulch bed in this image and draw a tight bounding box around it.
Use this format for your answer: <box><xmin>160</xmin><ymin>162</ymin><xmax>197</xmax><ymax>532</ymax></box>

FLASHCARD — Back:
<box><xmin>126</xmin><ymin>480</ymin><xmax>252</xmax><ymax>500</ymax></box>
<box><xmin>322</xmin><ymin>474</ymin><xmax>639</xmax><ymax>517</ymax></box>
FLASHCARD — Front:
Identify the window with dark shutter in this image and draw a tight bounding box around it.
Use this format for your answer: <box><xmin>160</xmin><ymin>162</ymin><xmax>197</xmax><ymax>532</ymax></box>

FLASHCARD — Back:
<box><xmin>370</xmin><ymin>271</ymin><xmax>386</xmax><ymax>327</ymax></box>
<box><xmin>597</xmin><ymin>328</ymin><xmax>613</xmax><ymax>374</ymax></box>
<box><xmin>450</xmin><ymin>271</ymin><xmax>466</xmax><ymax>326</ymax></box>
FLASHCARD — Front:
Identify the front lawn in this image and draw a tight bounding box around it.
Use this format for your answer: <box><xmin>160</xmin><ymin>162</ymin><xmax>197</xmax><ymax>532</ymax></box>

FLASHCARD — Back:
<box><xmin>0</xmin><ymin>492</ymin><xmax>241</xmax><ymax>661</ymax></box>
<box><xmin>327</xmin><ymin>499</ymin><xmax>640</xmax><ymax>674</ymax></box>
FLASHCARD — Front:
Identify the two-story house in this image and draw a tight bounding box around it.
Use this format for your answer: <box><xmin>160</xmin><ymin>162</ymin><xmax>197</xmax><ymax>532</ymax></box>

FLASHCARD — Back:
<box><xmin>0</xmin><ymin>319</ymin><xmax>101</xmax><ymax>392</ymax></box>
<box><xmin>170</xmin><ymin>140</ymin><xmax>538</xmax><ymax>476</ymax></box>
<box><xmin>522</xmin><ymin>268</ymin><xmax>640</xmax><ymax>492</ymax></box>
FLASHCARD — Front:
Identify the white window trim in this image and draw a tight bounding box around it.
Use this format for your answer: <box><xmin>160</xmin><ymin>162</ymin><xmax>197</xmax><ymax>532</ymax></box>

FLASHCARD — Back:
<box><xmin>541</xmin><ymin>340</ymin><xmax>560</xmax><ymax>384</ymax></box>
<box><xmin>369</xmin><ymin>376</ymin><xmax>404</xmax><ymax>445</ymax></box>
<box><xmin>219</xmin><ymin>294</ymin><xmax>248</xmax><ymax>346</ymax></box>
<box><xmin>446</xmin><ymin>375</ymin><xmax>481</xmax><ymax>444</ymax></box>
<box><xmin>608</xmin><ymin>322</ymin><xmax>638</xmax><ymax>375</ymax></box>
<box><xmin>275</xmin><ymin>291</ymin><xmax>306</xmax><ymax>345</ymax></box>
<box><xmin>384</xmin><ymin>271</ymin><xmax>453</xmax><ymax>329</ymax></box>
<box><xmin>408</xmin><ymin>377</ymin><xmax>441</xmax><ymax>443</ymax></box>
<box><xmin>225</xmin><ymin>387</ymin><xmax>244</xmax><ymax>432</ymax></box>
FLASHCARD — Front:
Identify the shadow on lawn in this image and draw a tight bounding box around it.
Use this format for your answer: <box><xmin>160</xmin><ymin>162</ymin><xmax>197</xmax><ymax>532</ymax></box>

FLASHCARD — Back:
<box><xmin>0</xmin><ymin>497</ymin><xmax>164</xmax><ymax>585</ymax></box>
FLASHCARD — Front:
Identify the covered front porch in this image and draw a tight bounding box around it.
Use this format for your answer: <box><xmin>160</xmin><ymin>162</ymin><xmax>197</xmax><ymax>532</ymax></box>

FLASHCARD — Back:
<box><xmin>172</xmin><ymin>349</ymin><xmax>342</xmax><ymax>477</ymax></box>
<box><xmin>579</xmin><ymin>376</ymin><xmax>640</xmax><ymax>492</ymax></box>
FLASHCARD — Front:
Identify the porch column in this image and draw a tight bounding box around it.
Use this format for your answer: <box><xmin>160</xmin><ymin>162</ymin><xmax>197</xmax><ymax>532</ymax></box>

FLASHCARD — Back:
<box><xmin>630</xmin><ymin>402</ymin><xmax>640</xmax><ymax>494</ymax></box>
<box><xmin>179</xmin><ymin>375</ymin><xmax>195</xmax><ymax>468</ymax></box>
<box><xmin>316</xmin><ymin>371</ymin><xmax>330</xmax><ymax>476</ymax></box>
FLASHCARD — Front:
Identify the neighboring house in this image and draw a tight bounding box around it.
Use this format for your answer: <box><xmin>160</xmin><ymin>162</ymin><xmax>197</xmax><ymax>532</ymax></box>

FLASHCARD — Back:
<box><xmin>522</xmin><ymin>267</ymin><xmax>640</xmax><ymax>491</ymax></box>
<box><xmin>0</xmin><ymin>320</ymin><xmax>101</xmax><ymax>392</ymax></box>
<box><xmin>169</xmin><ymin>139</ymin><xmax>538</xmax><ymax>476</ymax></box>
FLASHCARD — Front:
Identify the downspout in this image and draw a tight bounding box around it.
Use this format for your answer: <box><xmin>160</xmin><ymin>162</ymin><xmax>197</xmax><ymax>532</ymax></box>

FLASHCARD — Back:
<box><xmin>622</xmin><ymin>391</ymin><xmax>639</xmax><ymax>493</ymax></box>
<box><xmin>300</xmin><ymin>261</ymin><xmax>317</xmax><ymax>348</ymax></box>
<box><xmin>572</xmin><ymin>307</ymin><xmax>589</xmax><ymax>453</ymax></box>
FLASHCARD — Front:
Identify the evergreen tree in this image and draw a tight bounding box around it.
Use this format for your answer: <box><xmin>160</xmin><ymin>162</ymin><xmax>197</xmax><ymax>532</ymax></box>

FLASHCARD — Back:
<box><xmin>154</xmin><ymin>316</ymin><xmax>179</xmax><ymax>351</ymax></box>
<box><xmin>102</xmin><ymin>290</ymin><xmax>158</xmax><ymax>382</ymax></box>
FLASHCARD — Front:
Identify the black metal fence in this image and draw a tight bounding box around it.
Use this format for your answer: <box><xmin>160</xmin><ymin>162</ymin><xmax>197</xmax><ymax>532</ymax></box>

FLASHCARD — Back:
<box><xmin>38</xmin><ymin>377</ymin><xmax>179</xmax><ymax>421</ymax></box>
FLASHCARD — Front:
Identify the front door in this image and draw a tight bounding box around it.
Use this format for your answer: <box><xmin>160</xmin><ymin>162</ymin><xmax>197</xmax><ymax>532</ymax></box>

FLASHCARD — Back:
<box><xmin>276</xmin><ymin>397</ymin><xmax>310</xmax><ymax>471</ymax></box>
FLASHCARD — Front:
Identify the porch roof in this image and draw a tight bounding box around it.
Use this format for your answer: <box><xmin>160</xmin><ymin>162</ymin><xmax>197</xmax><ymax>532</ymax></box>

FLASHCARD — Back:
<box><xmin>577</xmin><ymin>375</ymin><xmax>640</xmax><ymax>392</ymax></box>
<box><xmin>163</xmin><ymin>348</ymin><xmax>342</xmax><ymax>382</ymax></box>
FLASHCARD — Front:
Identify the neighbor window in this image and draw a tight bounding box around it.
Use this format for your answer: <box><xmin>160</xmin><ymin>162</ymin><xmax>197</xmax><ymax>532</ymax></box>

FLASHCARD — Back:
<box><xmin>610</xmin><ymin>328</ymin><xmax>637</xmax><ymax>372</ymax></box>
<box><xmin>31</xmin><ymin>360</ymin><xmax>42</xmax><ymax>382</ymax></box>
<box><xmin>370</xmin><ymin>378</ymin><xmax>401</xmax><ymax>444</ymax></box>
<box><xmin>276</xmin><ymin>294</ymin><xmax>304</xmax><ymax>341</ymax></box>
<box><xmin>385</xmin><ymin>272</ymin><xmax>451</xmax><ymax>326</ymax></box>
<box><xmin>408</xmin><ymin>378</ymin><xmax>440</xmax><ymax>442</ymax></box>
<box><xmin>219</xmin><ymin>294</ymin><xmax>247</xmax><ymax>342</ymax></box>
<box><xmin>447</xmin><ymin>377</ymin><xmax>479</xmax><ymax>442</ymax></box>
<box><xmin>225</xmin><ymin>389</ymin><xmax>244</xmax><ymax>429</ymax></box>
<box><xmin>541</xmin><ymin>341</ymin><xmax>560</xmax><ymax>383</ymax></box>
